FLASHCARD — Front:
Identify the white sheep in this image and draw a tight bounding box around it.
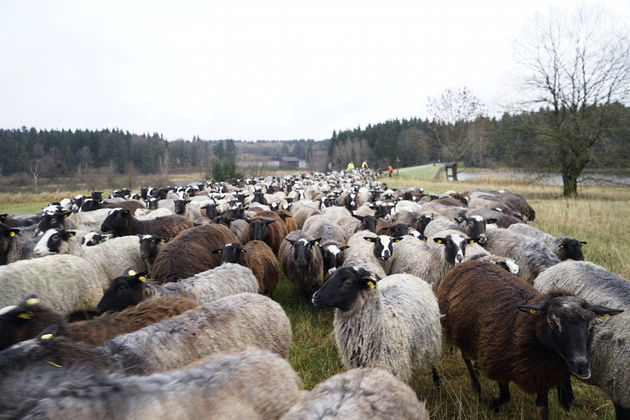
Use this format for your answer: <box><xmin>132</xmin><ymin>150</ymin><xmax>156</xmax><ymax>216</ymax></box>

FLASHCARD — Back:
<box><xmin>507</xmin><ymin>223</ymin><xmax>586</xmax><ymax>261</ymax></box>
<box><xmin>341</xmin><ymin>230</ymin><xmax>388</xmax><ymax>278</ymax></box>
<box><xmin>534</xmin><ymin>261</ymin><xmax>630</xmax><ymax>418</ymax></box>
<box><xmin>312</xmin><ymin>266</ymin><xmax>442</xmax><ymax>384</ymax></box>
<box><xmin>281</xmin><ymin>368</ymin><xmax>429</xmax><ymax>420</ymax></box>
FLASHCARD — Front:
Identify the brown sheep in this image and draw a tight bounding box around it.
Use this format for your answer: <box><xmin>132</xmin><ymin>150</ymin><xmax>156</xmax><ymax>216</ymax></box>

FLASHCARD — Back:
<box><xmin>151</xmin><ymin>223</ymin><xmax>238</xmax><ymax>284</ymax></box>
<box><xmin>247</xmin><ymin>211</ymin><xmax>288</xmax><ymax>255</ymax></box>
<box><xmin>0</xmin><ymin>295</ymin><xmax>197</xmax><ymax>349</ymax></box>
<box><xmin>276</xmin><ymin>209</ymin><xmax>298</xmax><ymax>232</ymax></box>
<box><xmin>101</xmin><ymin>209</ymin><xmax>193</xmax><ymax>238</ymax></box>
<box><xmin>437</xmin><ymin>260</ymin><xmax>622</xmax><ymax>419</ymax></box>
<box><xmin>212</xmin><ymin>241</ymin><xmax>280</xmax><ymax>296</ymax></box>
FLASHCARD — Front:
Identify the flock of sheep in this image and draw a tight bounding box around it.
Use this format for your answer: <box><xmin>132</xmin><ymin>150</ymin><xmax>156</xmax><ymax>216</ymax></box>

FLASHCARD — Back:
<box><xmin>0</xmin><ymin>168</ymin><xmax>627</xmax><ymax>420</ymax></box>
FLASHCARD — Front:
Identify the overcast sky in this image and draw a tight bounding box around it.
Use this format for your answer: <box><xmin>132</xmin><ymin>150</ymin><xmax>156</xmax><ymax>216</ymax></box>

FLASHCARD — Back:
<box><xmin>1</xmin><ymin>0</ymin><xmax>629</xmax><ymax>141</ymax></box>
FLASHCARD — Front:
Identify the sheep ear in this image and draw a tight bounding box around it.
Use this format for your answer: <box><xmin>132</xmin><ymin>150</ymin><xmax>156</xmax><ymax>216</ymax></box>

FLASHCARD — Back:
<box><xmin>392</xmin><ymin>237</ymin><xmax>404</xmax><ymax>243</ymax></box>
<box><xmin>123</xmin><ymin>209</ymin><xmax>130</xmax><ymax>215</ymax></box>
<box><xmin>8</xmin><ymin>228</ymin><xmax>20</xmax><ymax>237</ymax></box>
<box><xmin>433</xmin><ymin>237</ymin><xmax>445</xmax><ymax>244</ymax></box>
<box><xmin>486</xmin><ymin>218</ymin><xmax>498</xmax><ymax>224</ymax></box>
<box><xmin>579</xmin><ymin>241</ymin><xmax>587</xmax><ymax>245</ymax></box>
<box><xmin>590</xmin><ymin>305</ymin><xmax>623</xmax><ymax>318</ymax></box>
<box><xmin>62</xmin><ymin>210</ymin><xmax>72</xmax><ymax>218</ymax></box>
<box><xmin>265</xmin><ymin>219</ymin><xmax>276</xmax><ymax>225</ymax></box>
<box><xmin>134</xmin><ymin>272</ymin><xmax>148</xmax><ymax>282</ymax></box>
<box><xmin>310</xmin><ymin>238</ymin><xmax>322</xmax><ymax>246</ymax></box>
<box><xmin>518</xmin><ymin>303</ymin><xmax>546</xmax><ymax>315</ymax></box>
<box><xmin>159</xmin><ymin>237</ymin><xmax>168</xmax><ymax>243</ymax></box>
<box><xmin>339</xmin><ymin>245</ymin><xmax>350</xmax><ymax>251</ymax></box>
<box><xmin>362</xmin><ymin>273</ymin><xmax>380</xmax><ymax>289</ymax></box>
<box><xmin>0</xmin><ymin>214</ymin><xmax>7</xmax><ymax>222</ymax></box>
<box><xmin>210</xmin><ymin>248</ymin><xmax>223</xmax><ymax>254</ymax></box>
<box><xmin>37</xmin><ymin>325</ymin><xmax>58</xmax><ymax>341</ymax></box>
<box><xmin>284</xmin><ymin>238</ymin><xmax>296</xmax><ymax>245</ymax></box>
<box><xmin>16</xmin><ymin>310</ymin><xmax>34</xmax><ymax>320</ymax></box>
<box><xmin>66</xmin><ymin>230</ymin><xmax>77</xmax><ymax>238</ymax></box>
<box><xmin>454</xmin><ymin>216</ymin><xmax>464</xmax><ymax>223</ymax></box>
<box><xmin>363</xmin><ymin>237</ymin><xmax>376</xmax><ymax>243</ymax></box>
<box><xmin>466</xmin><ymin>237</ymin><xmax>480</xmax><ymax>244</ymax></box>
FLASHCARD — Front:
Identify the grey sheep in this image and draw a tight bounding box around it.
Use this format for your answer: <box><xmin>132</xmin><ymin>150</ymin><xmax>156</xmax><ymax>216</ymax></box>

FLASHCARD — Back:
<box><xmin>281</xmin><ymin>368</ymin><xmax>429</xmax><ymax>420</ymax></box>
<box><xmin>8</xmin><ymin>346</ymin><xmax>303</xmax><ymax>420</ymax></box>
<box><xmin>102</xmin><ymin>292</ymin><xmax>293</xmax><ymax>374</ymax></box>
<box><xmin>484</xmin><ymin>228</ymin><xmax>561</xmax><ymax>283</ymax></box>
<box><xmin>303</xmin><ymin>214</ymin><xmax>348</xmax><ymax>273</ymax></box>
<box><xmin>312</xmin><ymin>266</ymin><xmax>442</xmax><ymax>384</ymax></box>
<box><xmin>507</xmin><ymin>223</ymin><xmax>586</xmax><ymax>261</ymax></box>
<box><xmin>341</xmin><ymin>230</ymin><xmax>388</xmax><ymax>278</ymax></box>
<box><xmin>390</xmin><ymin>233</ymin><xmax>478</xmax><ymax>290</ymax></box>
<box><xmin>534</xmin><ymin>261</ymin><xmax>630</xmax><ymax>418</ymax></box>
<box><xmin>97</xmin><ymin>263</ymin><xmax>260</xmax><ymax>312</ymax></box>
<box><xmin>279</xmin><ymin>230</ymin><xmax>325</xmax><ymax>297</ymax></box>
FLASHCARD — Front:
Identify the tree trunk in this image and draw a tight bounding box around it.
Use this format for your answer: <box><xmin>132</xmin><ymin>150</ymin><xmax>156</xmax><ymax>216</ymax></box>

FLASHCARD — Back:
<box><xmin>561</xmin><ymin>172</ymin><xmax>578</xmax><ymax>197</ymax></box>
<box><xmin>452</xmin><ymin>162</ymin><xmax>458</xmax><ymax>181</ymax></box>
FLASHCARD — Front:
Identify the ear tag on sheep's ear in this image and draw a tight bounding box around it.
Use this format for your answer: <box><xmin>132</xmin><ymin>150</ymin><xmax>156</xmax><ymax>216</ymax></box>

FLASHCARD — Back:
<box><xmin>9</xmin><ymin>231</ymin><xmax>16</xmax><ymax>237</ymax></box>
<box><xmin>26</xmin><ymin>297</ymin><xmax>40</xmax><ymax>306</ymax></box>
<box><xmin>47</xmin><ymin>361</ymin><xmax>62</xmax><ymax>368</ymax></box>
<box><xmin>240</xmin><ymin>249</ymin><xmax>247</xmax><ymax>254</ymax></box>
<box><xmin>40</xmin><ymin>334</ymin><xmax>54</xmax><ymax>341</ymax></box>
<box><xmin>67</xmin><ymin>231</ymin><xmax>76</xmax><ymax>237</ymax></box>
<box><xmin>137</xmin><ymin>275</ymin><xmax>147</xmax><ymax>282</ymax></box>
<box><xmin>598</xmin><ymin>313</ymin><xmax>609</xmax><ymax>319</ymax></box>
<box><xmin>17</xmin><ymin>311</ymin><xmax>34</xmax><ymax>320</ymax></box>
<box><xmin>366</xmin><ymin>281</ymin><xmax>376</xmax><ymax>289</ymax></box>
<box><xmin>559</xmin><ymin>244</ymin><xmax>565</xmax><ymax>248</ymax></box>
<box><xmin>127</xmin><ymin>269</ymin><xmax>137</xmax><ymax>276</ymax></box>
<box><xmin>314</xmin><ymin>241</ymin><xmax>319</xmax><ymax>246</ymax></box>
<box><xmin>528</xmin><ymin>309</ymin><xmax>539</xmax><ymax>315</ymax></box>
<box><xmin>159</xmin><ymin>238</ymin><xmax>167</xmax><ymax>243</ymax></box>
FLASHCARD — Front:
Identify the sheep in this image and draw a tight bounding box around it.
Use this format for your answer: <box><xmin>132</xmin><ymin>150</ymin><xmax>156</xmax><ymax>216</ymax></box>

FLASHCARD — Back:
<box><xmin>389</xmin><ymin>233</ymin><xmax>478</xmax><ymax>290</ymax></box>
<box><xmin>102</xmin><ymin>292</ymin><xmax>293</xmax><ymax>373</ymax></box>
<box><xmin>484</xmin><ymin>228</ymin><xmax>561</xmax><ymax>283</ymax></box>
<box><xmin>341</xmin><ymin>230</ymin><xmax>388</xmax><ymax>278</ymax></box>
<box><xmin>335</xmin><ymin>216</ymin><xmax>362</xmax><ymax>242</ymax></box>
<box><xmin>393</xmin><ymin>212</ymin><xmax>434</xmax><ymax>235</ymax></box>
<box><xmin>0</xmin><ymin>295</ymin><xmax>197</xmax><ymax>349</ymax></box>
<box><xmin>32</xmin><ymin>228</ymin><xmax>82</xmax><ymax>257</ymax></box>
<box><xmin>281</xmin><ymin>368</ymin><xmax>430</xmax><ymax>420</ymax></box>
<box><xmin>97</xmin><ymin>264</ymin><xmax>259</xmax><ymax>312</ymax></box>
<box><xmin>138</xmin><ymin>234</ymin><xmax>168</xmax><ymax>272</ymax></box>
<box><xmin>81</xmin><ymin>231</ymin><xmax>113</xmax><ymax>246</ymax></box>
<box><xmin>14</xmin><ymin>349</ymin><xmax>303</xmax><ymax>420</ymax></box>
<box><xmin>534</xmin><ymin>261</ymin><xmax>630</xmax><ymax>418</ymax></box>
<box><xmin>276</xmin><ymin>209</ymin><xmax>298</xmax><ymax>232</ymax></box>
<box><xmin>0</xmin><ymin>224</ymin><xmax>38</xmax><ymax>265</ymax></box>
<box><xmin>100</xmin><ymin>208</ymin><xmax>194</xmax><ymax>238</ymax></box>
<box><xmin>424</xmin><ymin>214</ymin><xmax>496</xmax><ymax>244</ymax></box>
<box><xmin>150</xmin><ymin>223</ymin><xmax>238</xmax><ymax>284</ymax></box>
<box><xmin>467</xmin><ymin>191</ymin><xmax>522</xmax><ymax>217</ymax></box>
<box><xmin>173</xmin><ymin>198</ymin><xmax>204</xmax><ymax>223</ymax></box>
<box><xmin>437</xmin><ymin>259</ymin><xmax>622</xmax><ymax>419</ymax></box>
<box><xmin>279</xmin><ymin>230</ymin><xmax>325</xmax><ymax>297</ymax></box>
<box><xmin>311</xmin><ymin>266</ymin><xmax>442</xmax><ymax>384</ymax></box>
<box><xmin>291</xmin><ymin>202</ymin><xmax>321</xmax><ymax>228</ymax></box>
<box><xmin>497</xmin><ymin>190</ymin><xmax>536</xmax><ymax>221</ymax></box>
<box><xmin>303</xmin><ymin>214</ymin><xmax>348</xmax><ymax>273</ymax></box>
<box><xmin>508</xmin><ymin>223</ymin><xmax>586</xmax><ymax>261</ymax></box>
<box><xmin>0</xmin><ymin>254</ymin><xmax>106</xmax><ymax>316</ymax></box>
<box><xmin>247</xmin><ymin>211</ymin><xmax>288</xmax><ymax>254</ymax></box>
<box><xmin>466</xmin><ymin>207</ymin><xmax>524</xmax><ymax>228</ymax></box>
<box><xmin>212</xmin><ymin>241</ymin><xmax>280</xmax><ymax>296</ymax></box>
<box><xmin>133</xmin><ymin>207</ymin><xmax>174</xmax><ymax>219</ymax></box>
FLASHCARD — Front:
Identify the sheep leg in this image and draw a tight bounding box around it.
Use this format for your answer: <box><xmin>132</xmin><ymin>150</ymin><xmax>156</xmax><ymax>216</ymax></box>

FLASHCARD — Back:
<box><xmin>462</xmin><ymin>355</ymin><xmax>482</xmax><ymax>397</ymax></box>
<box><xmin>614</xmin><ymin>403</ymin><xmax>630</xmax><ymax>420</ymax></box>
<box><xmin>556</xmin><ymin>378</ymin><xmax>574</xmax><ymax>412</ymax></box>
<box><xmin>431</xmin><ymin>367</ymin><xmax>441</xmax><ymax>388</ymax></box>
<box><xmin>490</xmin><ymin>383</ymin><xmax>510</xmax><ymax>412</ymax></box>
<box><xmin>535</xmin><ymin>393</ymin><xmax>549</xmax><ymax>420</ymax></box>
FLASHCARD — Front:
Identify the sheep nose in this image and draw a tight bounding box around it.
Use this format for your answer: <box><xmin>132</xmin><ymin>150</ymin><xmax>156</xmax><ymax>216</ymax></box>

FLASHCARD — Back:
<box><xmin>311</xmin><ymin>292</ymin><xmax>320</xmax><ymax>306</ymax></box>
<box><xmin>456</xmin><ymin>254</ymin><xmax>464</xmax><ymax>263</ymax></box>
<box><xmin>478</xmin><ymin>235</ymin><xmax>487</xmax><ymax>244</ymax></box>
<box><xmin>569</xmin><ymin>357</ymin><xmax>591</xmax><ymax>380</ymax></box>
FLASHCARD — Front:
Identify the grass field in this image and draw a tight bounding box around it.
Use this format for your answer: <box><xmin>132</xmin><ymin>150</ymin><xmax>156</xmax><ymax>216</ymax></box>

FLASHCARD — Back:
<box><xmin>2</xmin><ymin>169</ymin><xmax>628</xmax><ymax>418</ymax></box>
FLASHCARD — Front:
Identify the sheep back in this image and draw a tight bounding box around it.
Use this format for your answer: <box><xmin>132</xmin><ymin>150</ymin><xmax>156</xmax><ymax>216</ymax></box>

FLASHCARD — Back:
<box><xmin>151</xmin><ymin>223</ymin><xmax>238</xmax><ymax>284</ymax></box>
<box><xmin>243</xmin><ymin>240</ymin><xmax>280</xmax><ymax>296</ymax></box>
<box><xmin>281</xmin><ymin>368</ymin><xmax>429</xmax><ymax>420</ymax></box>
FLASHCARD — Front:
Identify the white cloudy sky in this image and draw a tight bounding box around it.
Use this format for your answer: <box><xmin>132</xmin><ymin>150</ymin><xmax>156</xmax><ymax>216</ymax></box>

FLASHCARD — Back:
<box><xmin>1</xmin><ymin>0</ymin><xmax>628</xmax><ymax>140</ymax></box>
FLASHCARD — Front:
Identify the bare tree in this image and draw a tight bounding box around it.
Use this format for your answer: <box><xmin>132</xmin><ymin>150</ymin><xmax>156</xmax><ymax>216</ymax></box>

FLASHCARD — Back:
<box><xmin>516</xmin><ymin>6</ymin><xmax>630</xmax><ymax>197</ymax></box>
<box><xmin>426</xmin><ymin>87</ymin><xmax>485</xmax><ymax>180</ymax></box>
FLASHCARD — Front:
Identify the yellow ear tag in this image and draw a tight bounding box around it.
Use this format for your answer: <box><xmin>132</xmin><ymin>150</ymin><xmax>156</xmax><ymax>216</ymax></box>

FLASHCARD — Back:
<box><xmin>436</xmin><ymin>239</ymin><xmax>443</xmax><ymax>244</ymax></box>
<box><xmin>68</xmin><ymin>232</ymin><xmax>76</xmax><ymax>237</ymax></box>
<box><xmin>47</xmin><ymin>361</ymin><xmax>62</xmax><ymax>368</ymax></box>
<box><xmin>314</xmin><ymin>241</ymin><xmax>319</xmax><ymax>246</ymax></box>
<box><xmin>40</xmin><ymin>333</ymin><xmax>53</xmax><ymax>340</ymax></box>
<box><xmin>17</xmin><ymin>311</ymin><xmax>33</xmax><ymax>320</ymax></box>
<box><xmin>26</xmin><ymin>298</ymin><xmax>40</xmax><ymax>305</ymax></box>
<box><xmin>138</xmin><ymin>276</ymin><xmax>147</xmax><ymax>282</ymax></box>
<box><xmin>9</xmin><ymin>231</ymin><xmax>16</xmax><ymax>237</ymax></box>
<box><xmin>367</xmin><ymin>281</ymin><xmax>375</xmax><ymax>289</ymax></box>
<box><xmin>598</xmin><ymin>314</ymin><xmax>609</xmax><ymax>319</ymax></box>
<box><xmin>529</xmin><ymin>309</ymin><xmax>538</xmax><ymax>315</ymax></box>
<box><xmin>127</xmin><ymin>270</ymin><xmax>137</xmax><ymax>276</ymax></box>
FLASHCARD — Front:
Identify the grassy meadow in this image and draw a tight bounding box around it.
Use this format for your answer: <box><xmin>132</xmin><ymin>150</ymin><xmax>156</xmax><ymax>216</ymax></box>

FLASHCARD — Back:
<box><xmin>2</xmin><ymin>165</ymin><xmax>629</xmax><ymax>419</ymax></box>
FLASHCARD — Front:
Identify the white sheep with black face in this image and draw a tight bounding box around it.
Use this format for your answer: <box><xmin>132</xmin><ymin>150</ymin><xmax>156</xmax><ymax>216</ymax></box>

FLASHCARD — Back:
<box><xmin>311</xmin><ymin>265</ymin><xmax>442</xmax><ymax>384</ymax></box>
<box><xmin>535</xmin><ymin>261</ymin><xmax>630</xmax><ymax>419</ymax></box>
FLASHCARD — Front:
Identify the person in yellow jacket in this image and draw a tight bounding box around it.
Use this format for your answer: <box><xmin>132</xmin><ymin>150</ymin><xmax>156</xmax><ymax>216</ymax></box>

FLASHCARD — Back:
<box><xmin>347</xmin><ymin>161</ymin><xmax>355</xmax><ymax>170</ymax></box>
<box><xmin>361</xmin><ymin>161</ymin><xmax>368</xmax><ymax>168</ymax></box>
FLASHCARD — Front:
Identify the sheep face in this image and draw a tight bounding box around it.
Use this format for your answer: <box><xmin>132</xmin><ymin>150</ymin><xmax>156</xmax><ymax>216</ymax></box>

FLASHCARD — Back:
<box><xmin>286</xmin><ymin>238</ymin><xmax>321</xmax><ymax>268</ymax></box>
<box><xmin>212</xmin><ymin>242</ymin><xmax>245</xmax><ymax>265</ymax></box>
<box><xmin>146</xmin><ymin>198</ymin><xmax>160</xmax><ymax>210</ymax></box>
<box><xmin>82</xmin><ymin>232</ymin><xmax>112</xmax><ymax>247</ymax></box>
<box><xmin>100</xmin><ymin>209</ymin><xmax>132</xmax><ymax>236</ymax></box>
<box><xmin>0</xmin><ymin>224</ymin><xmax>20</xmax><ymax>259</ymax></box>
<box><xmin>389</xmin><ymin>223</ymin><xmax>410</xmax><ymax>237</ymax></box>
<box><xmin>364</xmin><ymin>235</ymin><xmax>403</xmax><ymax>261</ymax></box>
<box><xmin>557</xmin><ymin>238</ymin><xmax>586</xmax><ymax>261</ymax></box>
<box><xmin>320</xmin><ymin>244</ymin><xmax>349</xmax><ymax>273</ymax></box>
<box><xmin>201</xmin><ymin>203</ymin><xmax>218</xmax><ymax>219</ymax></box>
<box><xmin>139</xmin><ymin>235</ymin><xmax>168</xmax><ymax>262</ymax></box>
<box><xmin>79</xmin><ymin>199</ymin><xmax>102</xmax><ymax>212</ymax></box>
<box><xmin>35</xmin><ymin>211</ymin><xmax>70</xmax><ymax>235</ymax></box>
<box><xmin>456</xmin><ymin>215</ymin><xmax>495</xmax><ymax>245</ymax></box>
<box><xmin>249</xmin><ymin>218</ymin><xmax>276</xmax><ymax>241</ymax></box>
<box><xmin>518</xmin><ymin>295</ymin><xmax>622</xmax><ymax>380</ymax></box>
<box><xmin>312</xmin><ymin>266</ymin><xmax>379</xmax><ymax>311</ymax></box>
<box><xmin>0</xmin><ymin>297</ymin><xmax>65</xmax><ymax>351</ymax></box>
<box><xmin>433</xmin><ymin>234</ymin><xmax>479</xmax><ymax>264</ymax></box>
<box><xmin>353</xmin><ymin>215</ymin><xmax>377</xmax><ymax>233</ymax></box>
<box><xmin>98</xmin><ymin>271</ymin><xmax>148</xmax><ymax>312</ymax></box>
<box><xmin>416</xmin><ymin>214</ymin><xmax>433</xmax><ymax>234</ymax></box>
<box><xmin>174</xmin><ymin>200</ymin><xmax>191</xmax><ymax>215</ymax></box>
<box><xmin>33</xmin><ymin>229</ymin><xmax>76</xmax><ymax>257</ymax></box>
